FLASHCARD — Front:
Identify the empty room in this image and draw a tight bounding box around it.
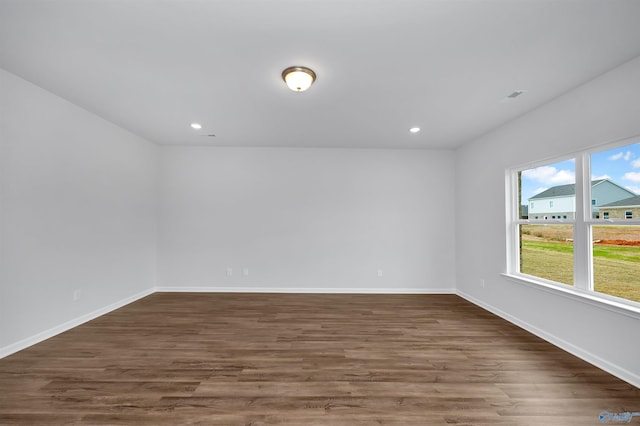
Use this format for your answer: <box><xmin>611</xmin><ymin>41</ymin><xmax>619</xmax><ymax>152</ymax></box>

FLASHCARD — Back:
<box><xmin>1</xmin><ymin>0</ymin><xmax>639</xmax><ymax>424</ymax></box>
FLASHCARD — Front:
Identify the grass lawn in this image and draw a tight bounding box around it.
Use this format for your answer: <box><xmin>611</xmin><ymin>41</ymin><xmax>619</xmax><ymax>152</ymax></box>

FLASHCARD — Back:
<box><xmin>521</xmin><ymin>241</ymin><xmax>573</xmax><ymax>286</ymax></box>
<box><xmin>520</xmin><ymin>225</ymin><xmax>640</xmax><ymax>303</ymax></box>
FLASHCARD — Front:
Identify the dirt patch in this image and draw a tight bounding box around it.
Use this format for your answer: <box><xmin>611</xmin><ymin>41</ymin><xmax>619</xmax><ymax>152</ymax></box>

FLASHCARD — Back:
<box><xmin>521</xmin><ymin>224</ymin><xmax>640</xmax><ymax>245</ymax></box>
<box><xmin>594</xmin><ymin>239</ymin><xmax>640</xmax><ymax>247</ymax></box>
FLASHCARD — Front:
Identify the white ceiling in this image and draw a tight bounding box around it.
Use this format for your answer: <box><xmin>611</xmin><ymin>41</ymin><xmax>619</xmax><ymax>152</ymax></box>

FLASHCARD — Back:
<box><xmin>2</xmin><ymin>0</ymin><xmax>640</xmax><ymax>149</ymax></box>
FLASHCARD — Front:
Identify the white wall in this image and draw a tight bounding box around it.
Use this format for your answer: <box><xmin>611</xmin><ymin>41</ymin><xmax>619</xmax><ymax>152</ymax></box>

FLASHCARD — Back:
<box><xmin>0</xmin><ymin>69</ymin><xmax>158</xmax><ymax>354</ymax></box>
<box><xmin>455</xmin><ymin>56</ymin><xmax>640</xmax><ymax>387</ymax></box>
<box><xmin>158</xmin><ymin>147</ymin><xmax>455</xmax><ymax>293</ymax></box>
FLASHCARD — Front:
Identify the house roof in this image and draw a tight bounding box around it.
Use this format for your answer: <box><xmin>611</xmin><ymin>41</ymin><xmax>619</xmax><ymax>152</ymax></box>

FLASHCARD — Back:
<box><xmin>600</xmin><ymin>195</ymin><xmax>640</xmax><ymax>208</ymax></box>
<box><xmin>529</xmin><ymin>180</ymin><xmax>606</xmax><ymax>200</ymax></box>
<box><xmin>528</xmin><ymin>179</ymin><xmax>639</xmax><ymax>201</ymax></box>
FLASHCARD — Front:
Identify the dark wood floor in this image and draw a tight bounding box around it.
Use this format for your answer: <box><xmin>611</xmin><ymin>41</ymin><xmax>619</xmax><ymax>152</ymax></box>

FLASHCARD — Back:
<box><xmin>0</xmin><ymin>293</ymin><xmax>638</xmax><ymax>425</ymax></box>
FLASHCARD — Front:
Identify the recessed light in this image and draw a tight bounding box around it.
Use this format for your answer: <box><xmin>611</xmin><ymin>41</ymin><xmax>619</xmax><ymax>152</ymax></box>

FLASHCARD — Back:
<box><xmin>409</xmin><ymin>127</ymin><xmax>421</xmax><ymax>133</ymax></box>
<box><xmin>190</xmin><ymin>123</ymin><xmax>202</xmax><ymax>130</ymax></box>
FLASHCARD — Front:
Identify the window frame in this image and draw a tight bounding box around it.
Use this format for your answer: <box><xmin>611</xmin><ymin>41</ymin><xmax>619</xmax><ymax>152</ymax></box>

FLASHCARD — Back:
<box><xmin>506</xmin><ymin>136</ymin><xmax>640</xmax><ymax>314</ymax></box>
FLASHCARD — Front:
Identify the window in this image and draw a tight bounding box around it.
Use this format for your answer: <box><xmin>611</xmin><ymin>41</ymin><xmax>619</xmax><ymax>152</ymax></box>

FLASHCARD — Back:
<box><xmin>592</xmin><ymin>225</ymin><xmax>640</xmax><ymax>302</ymax></box>
<box><xmin>514</xmin><ymin>158</ymin><xmax>575</xmax><ymax>286</ymax></box>
<box><xmin>508</xmin><ymin>139</ymin><xmax>640</xmax><ymax>307</ymax></box>
<box><xmin>519</xmin><ymin>223</ymin><xmax>574</xmax><ymax>286</ymax></box>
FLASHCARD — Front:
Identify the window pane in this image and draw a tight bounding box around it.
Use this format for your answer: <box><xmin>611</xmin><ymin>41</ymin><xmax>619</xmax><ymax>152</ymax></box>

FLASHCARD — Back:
<box><xmin>592</xmin><ymin>225</ymin><xmax>640</xmax><ymax>303</ymax></box>
<box><xmin>590</xmin><ymin>141</ymin><xmax>640</xmax><ymax>220</ymax></box>
<box><xmin>519</xmin><ymin>160</ymin><xmax>575</xmax><ymax>220</ymax></box>
<box><xmin>520</xmin><ymin>224</ymin><xmax>574</xmax><ymax>286</ymax></box>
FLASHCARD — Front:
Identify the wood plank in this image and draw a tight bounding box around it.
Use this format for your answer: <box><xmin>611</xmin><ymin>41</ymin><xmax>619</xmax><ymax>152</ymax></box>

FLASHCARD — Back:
<box><xmin>0</xmin><ymin>293</ymin><xmax>638</xmax><ymax>424</ymax></box>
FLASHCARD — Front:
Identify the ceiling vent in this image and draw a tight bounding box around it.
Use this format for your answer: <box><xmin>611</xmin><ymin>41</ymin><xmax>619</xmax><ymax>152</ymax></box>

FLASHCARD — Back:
<box><xmin>507</xmin><ymin>90</ymin><xmax>525</xmax><ymax>99</ymax></box>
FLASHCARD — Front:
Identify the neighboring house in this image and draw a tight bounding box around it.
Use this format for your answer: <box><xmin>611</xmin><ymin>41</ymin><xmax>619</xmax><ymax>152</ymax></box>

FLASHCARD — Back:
<box><xmin>528</xmin><ymin>179</ymin><xmax>637</xmax><ymax>219</ymax></box>
<box><xmin>599</xmin><ymin>195</ymin><xmax>640</xmax><ymax>220</ymax></box>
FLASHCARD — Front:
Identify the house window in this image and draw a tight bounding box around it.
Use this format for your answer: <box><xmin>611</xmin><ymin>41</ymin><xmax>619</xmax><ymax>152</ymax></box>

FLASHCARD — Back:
<box><xmin>508</xmin><ymin>139</ymin><xmax>640</xmax><ymax>307</ymax></box>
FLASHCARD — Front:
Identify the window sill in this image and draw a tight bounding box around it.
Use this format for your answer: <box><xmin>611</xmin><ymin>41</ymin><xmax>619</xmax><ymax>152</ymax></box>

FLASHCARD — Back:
<box><xmin>501</xmin><ymin>273</ymin><xmax>640</xmax><ymax>319</ymax></box>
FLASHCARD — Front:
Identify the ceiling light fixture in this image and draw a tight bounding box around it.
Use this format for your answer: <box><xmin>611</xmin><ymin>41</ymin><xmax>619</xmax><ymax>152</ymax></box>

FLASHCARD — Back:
<box><xmin>282</xmin><ymin>66</ymin><xmax>316</xmax><ymax>92</ymax></box>
<box><xmin>190</xmin><ymin>123</ymin><xmax>202</xmax><ymax>130</ymax></box>
<box><xmin>409</xmin><ymin>127</ymin><xmax>421</xmax><ymax>133</ymax></box>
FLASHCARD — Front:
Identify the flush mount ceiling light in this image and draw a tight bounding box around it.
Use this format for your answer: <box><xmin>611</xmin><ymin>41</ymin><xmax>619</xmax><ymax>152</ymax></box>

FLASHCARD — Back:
<box><xmin>282</xmin><ymin>66</ymin><xmax>316</xmax><ymax>92</ymax></box>
<box><xmin>190</xmin><ymin>123</ymin><xmax>202</xmax><ymax>130</ymax></box>
<box><xmin>409</xmin><ymin>127</ymin><xmax>421</xmax><ymax>133</ymax></box>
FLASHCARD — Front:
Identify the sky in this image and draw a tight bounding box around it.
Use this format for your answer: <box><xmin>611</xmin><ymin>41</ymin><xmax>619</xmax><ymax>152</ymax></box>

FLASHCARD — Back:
<box><xmin>520</xmin><ymin>141</ymin><xmax>640</xmax><ymax>204</ymax></box>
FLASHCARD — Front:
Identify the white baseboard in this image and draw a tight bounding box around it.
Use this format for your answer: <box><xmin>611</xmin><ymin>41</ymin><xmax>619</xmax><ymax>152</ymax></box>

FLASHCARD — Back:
<box><xmin>155</xmin><ymin>286</ymin><xmax>456</xmax><ymax>294</ymax></box>
<box><xmin>456</xmin><ymin>289</ymin><xmax>640</xmax><ymax>389</ymax></box>
<box><xmin>0</xmin><ymin>287</ymin><xmax>155</xmax><ymax>359</ymax></box>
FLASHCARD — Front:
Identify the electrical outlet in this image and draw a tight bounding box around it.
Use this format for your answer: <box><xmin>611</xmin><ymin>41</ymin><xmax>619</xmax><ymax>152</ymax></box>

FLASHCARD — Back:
<box><xmin>377</xmin><ymin>269</ymin><xmax>383</xmax><ymax>277</ymax></box>
<box><xmin>73</xmin><ymin>289</ymin><xmax>81</xmax><ymax>301</ymax></box>
<box><xmin>243</xmin><ymin>268</ymin><xmax>249</xmax><ymax>276</ymax></box>
<box><xmin>226</xmin><ymin>267</ymin><xmax>233</xmax><ymax>276</ymax></box>
<box><xmin>480</xmin><ymin>279</ymin><xmax>485</xmax><ymax>288</ymax></box>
